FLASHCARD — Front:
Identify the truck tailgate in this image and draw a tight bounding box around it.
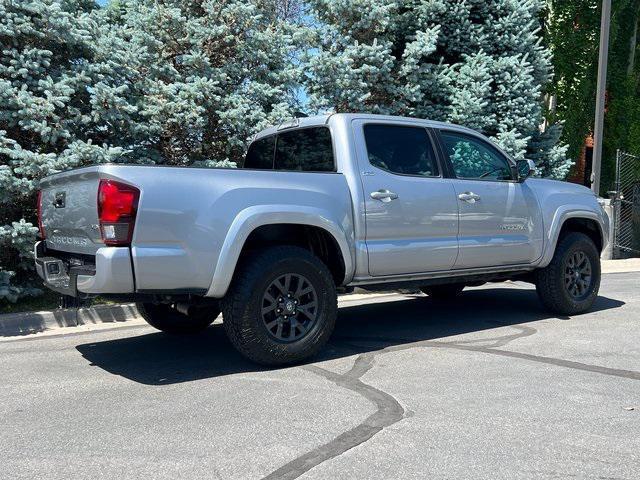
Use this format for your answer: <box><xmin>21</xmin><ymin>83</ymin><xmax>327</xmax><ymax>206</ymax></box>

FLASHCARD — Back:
<box><xmin>39</xmin><ymin>167</ymin><xmax>104</xmax><ymax>255</ymax></box>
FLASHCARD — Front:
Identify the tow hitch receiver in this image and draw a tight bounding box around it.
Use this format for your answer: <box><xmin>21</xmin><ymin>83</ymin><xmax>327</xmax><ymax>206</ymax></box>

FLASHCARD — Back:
<box><xmin>34</xmin><ymin>241</ymin><xmax>77</xmax><ymax>296</ymax></box>
<box><xmin>38</xmin><ymin>257</ymin><xmax>70</xmax><ymax>289</ymax></box>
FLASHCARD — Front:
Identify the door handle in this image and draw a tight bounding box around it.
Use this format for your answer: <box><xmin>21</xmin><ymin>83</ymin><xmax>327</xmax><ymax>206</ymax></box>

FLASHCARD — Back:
<box><xmin>370</xmin><ymin>189</ymin><xmax>399</xmax><ymax>202</ymax></box>
<box><xmin>458</xmin><ymin>192</ymin><xmax>481</xmax><ymax>204</ymax></box>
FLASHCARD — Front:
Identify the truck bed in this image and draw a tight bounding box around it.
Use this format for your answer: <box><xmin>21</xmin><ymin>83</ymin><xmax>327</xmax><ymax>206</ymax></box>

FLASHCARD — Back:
<box><xmin>37</xmin><ymin>164</ymin><xmax>354</xmax><ymax>297</ymax></box>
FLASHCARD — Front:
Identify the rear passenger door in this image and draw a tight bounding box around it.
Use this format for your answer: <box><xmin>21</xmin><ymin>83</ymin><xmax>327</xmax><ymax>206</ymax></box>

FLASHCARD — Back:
<box><xmin>353</xmin><ymin>120</ymin><xmax>459</xmax><ymax>276</ymax></box>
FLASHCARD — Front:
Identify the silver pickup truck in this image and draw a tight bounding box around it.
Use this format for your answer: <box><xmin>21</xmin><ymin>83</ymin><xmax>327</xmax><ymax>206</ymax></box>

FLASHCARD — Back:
<box><xmin>35</xmin><ymin>114</ymin><xmax>609</xmax><ymax>365</ymax></box>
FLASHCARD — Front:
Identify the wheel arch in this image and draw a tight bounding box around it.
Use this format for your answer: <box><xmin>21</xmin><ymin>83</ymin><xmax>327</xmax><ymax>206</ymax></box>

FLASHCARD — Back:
<box><xmin>540</xmin><ymin>208</ymin><xmax>606</xmax><ymax>268</ymax></box>
<box><xmin>205</xmin><ymin>206</ymin><xmax>354</xmax><ymax>298</ymax></box>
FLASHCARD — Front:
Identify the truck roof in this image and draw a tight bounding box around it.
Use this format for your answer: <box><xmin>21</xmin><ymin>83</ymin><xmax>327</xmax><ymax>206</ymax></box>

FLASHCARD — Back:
<box><xmin>252</xmin><ymin>113</ymin><xmax>477</xmax><ymax>141</ymax></box>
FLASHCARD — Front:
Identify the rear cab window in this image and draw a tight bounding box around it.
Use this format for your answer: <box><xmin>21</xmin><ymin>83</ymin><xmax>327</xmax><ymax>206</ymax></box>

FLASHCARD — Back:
<box><xmin>244</xmin><ymin>136</ymin><xmax>275</xmax><ymax>169</ymax></box>
<box><xmin>243</xmin><ymin>127</ymin><xmax>335</xmax><ymax>172</ymax></box>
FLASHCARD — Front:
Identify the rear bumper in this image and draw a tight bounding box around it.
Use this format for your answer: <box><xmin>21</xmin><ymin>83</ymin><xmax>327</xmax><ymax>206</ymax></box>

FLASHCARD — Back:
<box><xmin>34</xmin><ymin>241</ymin><xmax>134</xmax><ymax>297</ymax></box>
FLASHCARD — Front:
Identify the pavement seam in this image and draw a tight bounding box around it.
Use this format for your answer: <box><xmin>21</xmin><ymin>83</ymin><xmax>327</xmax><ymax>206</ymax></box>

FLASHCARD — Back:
<box><xmin>450</xmin><ymin>344</ymin><xmax>640</xmax><ymax>381</ymax></box>
<box><xmin>262</xmin><ymin>321</ymin><xmax>640</xmax><ymax>479</ymax></box>
<box><xmin>339</xmin><ymin>331</ymin><xmax>640</xmax><ymax>382</ymax></box>
<box><xmin>262</xmin><ymin>364</ymin><xmax>404</xmax><ymax>480</ymax></box>
<box><xmin>260</xmin><ymin>345</ymin><xmax>406</xmax><ymax>480</ymax></box>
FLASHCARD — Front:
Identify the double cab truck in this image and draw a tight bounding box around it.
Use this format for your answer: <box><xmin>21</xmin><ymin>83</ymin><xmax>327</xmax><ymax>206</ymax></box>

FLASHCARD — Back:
<box><xmin>35</xmin><ymin>114</ymin><xmax>609</xmax><ymax>365</ymax></box>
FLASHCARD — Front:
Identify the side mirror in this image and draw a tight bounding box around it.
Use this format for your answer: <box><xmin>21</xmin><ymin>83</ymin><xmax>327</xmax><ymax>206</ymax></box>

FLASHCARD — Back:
<box><xmin>516</xmin><ymin>159</ymin><xmax>536</xmax><ymax>182</ymax></box>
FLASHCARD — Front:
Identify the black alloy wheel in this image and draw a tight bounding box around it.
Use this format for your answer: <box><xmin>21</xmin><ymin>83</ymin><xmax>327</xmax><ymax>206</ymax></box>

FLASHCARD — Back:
<box><xmin>261</xmin><ymin>273</ymin><xmax>318</xmax><ymax>343</ymax></box>
<box><xmin>564</xmin><ymin>250</ymin><xmax>593</xmax><ymax>300</ymax></box>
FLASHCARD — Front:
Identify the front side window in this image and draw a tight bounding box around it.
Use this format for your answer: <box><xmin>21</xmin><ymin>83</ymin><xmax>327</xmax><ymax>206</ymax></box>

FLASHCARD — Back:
<box><xmin>363</xmin><ymin>124</ymin><xmax>439</xmax><ymax>177</ymax></box>
<box><xmin>441</xmin><ymin>131</ymin><xmax>513</xmax><ymax>181</ymax></box>
<box><xmin>274</xmin><ymin>127</ymin><xmax>334</xmax><ymax>171</ymax></box>
<box><xmin>244</xmin><ymin>135</ymin><xmax>275</xmax><ymax>169</ymax></box>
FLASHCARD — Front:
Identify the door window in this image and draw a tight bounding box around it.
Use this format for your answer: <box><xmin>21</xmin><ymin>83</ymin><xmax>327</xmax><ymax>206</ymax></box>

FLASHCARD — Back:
<box><xmin>363</xmin><ymin>124</ymin><xmax>439</xmax><ymax>177</ymax></box>
<box><xmin>441</xmin><ymin>131</ymin><xmax>513</xmax><ymax>181</ymax></box>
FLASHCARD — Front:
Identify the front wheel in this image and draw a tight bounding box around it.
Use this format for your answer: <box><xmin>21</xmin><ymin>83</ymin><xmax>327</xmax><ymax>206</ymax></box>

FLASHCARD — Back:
<box><xmin>535</xmin><ymin>232</ymin><xmax>601</xmax><ymax>315</ymax></box>
<box><xmin>136</xmin><ymin>303</ymin><xmax>219</xmax><ymax>334</ymax></box>
<box><xmin>222</xmin><ymin>246</ymin><xmax>337</xmax><ymax>366</ymax></box>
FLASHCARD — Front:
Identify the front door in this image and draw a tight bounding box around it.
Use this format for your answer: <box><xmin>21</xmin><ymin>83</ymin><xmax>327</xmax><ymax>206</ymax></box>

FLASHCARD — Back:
<box><xmin>437</xmin><ymin>130</ymin><xmax>543</xmax><ymax>269</ymax></box>
<box><xmin>353</xmin><ymin>121</ymin><xmax>459</xmax><ymax>276</ymax></box>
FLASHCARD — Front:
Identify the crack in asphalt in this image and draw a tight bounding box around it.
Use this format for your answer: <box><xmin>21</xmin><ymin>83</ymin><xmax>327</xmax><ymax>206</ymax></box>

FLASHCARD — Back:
<box><xmin>262</xmin><ymin>363</ymin><xmax>404</xmax><ymax>480</ymax></box>
<box><xmin>262</xmin><ymin>335</ymin><xmax>405</xmax><ymax>480</ymax></box>
<box><xmin>339</xmin><ymin>327</ymin><xmax>640</xmax><ymax>382</ymax></box>
<box><xmin>261</xmin><ymin>322</ymin><xmax>640</xmax><ymax>479</ymax></box>
<box><xmin>446</xmin><ymin>343</ymin><xmax>640</xmax><ymax>380</ymax></box>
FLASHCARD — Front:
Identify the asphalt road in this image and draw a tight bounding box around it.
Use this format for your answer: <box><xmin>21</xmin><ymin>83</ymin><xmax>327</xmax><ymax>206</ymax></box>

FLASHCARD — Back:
<box><xmin>1</xmin><ymin>273</ymin><xmax>639</xmax><ymax>479</ymax></box>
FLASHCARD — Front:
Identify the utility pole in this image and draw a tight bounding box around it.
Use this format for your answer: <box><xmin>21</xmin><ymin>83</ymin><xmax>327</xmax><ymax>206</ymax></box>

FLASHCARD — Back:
<box><xmin>591</xmin><ymin>0</ymin><xmax>612</xmax><ymax>195</ymax></box>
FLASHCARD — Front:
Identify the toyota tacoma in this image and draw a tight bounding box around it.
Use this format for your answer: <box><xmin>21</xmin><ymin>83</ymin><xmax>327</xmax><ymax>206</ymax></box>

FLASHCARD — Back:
<box><xmin>34</xmin><ymin>114</ymin><xmax>609</xmax><ymax>365</ymax></box>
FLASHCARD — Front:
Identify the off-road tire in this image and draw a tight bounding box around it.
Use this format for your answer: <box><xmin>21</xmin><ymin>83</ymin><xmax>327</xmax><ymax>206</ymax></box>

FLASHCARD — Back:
<box><xmin>136</xmin><ymin>302</ymin><xmax>219</xmax><ymax>334</ymax></box>
<box><xmin>420</xmin><ymin>284</ymin><xmax>465</xmax><ymax>300</ymax></box>
<box><xmin>535</xmin><ymin>232</ymin><xmax>600</xmax><ymax>315</ymax></box>
<box><xmin>221</xmin><ymin>246</ymin><xmax>337</xmax><ymax>366</ymax></box>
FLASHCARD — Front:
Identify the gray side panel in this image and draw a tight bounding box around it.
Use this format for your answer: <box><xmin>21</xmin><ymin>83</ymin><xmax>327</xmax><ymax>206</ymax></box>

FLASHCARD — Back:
<box><xmin>93</xmin><ymin>165</ymin><xmax>355</xmax><ymax>293</ymax></box>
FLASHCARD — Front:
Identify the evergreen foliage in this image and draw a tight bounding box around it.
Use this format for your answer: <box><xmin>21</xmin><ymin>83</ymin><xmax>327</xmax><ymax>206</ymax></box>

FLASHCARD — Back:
<box><xmin>92</xmin><ymin>0</ymin><xmax>306</xmax><ymax>166</ymax></box>
<box><xmin>0</xmin><ymin>0</ymin><xmax>306</xmax><ymax>302</ymax></box>
<box><xmin>0</xmin><ymin>0</ymin><xmax>118</xmax><ymax>301</ymax></box>
<box><xmin>601</xmin><ymin>0</ymin><xmax>640</xmax><ymax>191</ymax></box>
<box><xmin>305</xmin><ymin>0</ymin><xmax>573</xmax><ymax>178</ymax></box>
<box><xmin>547</xmin><ymin>0</ymin><xmax>640</xmax><ymax>192</ymax></box>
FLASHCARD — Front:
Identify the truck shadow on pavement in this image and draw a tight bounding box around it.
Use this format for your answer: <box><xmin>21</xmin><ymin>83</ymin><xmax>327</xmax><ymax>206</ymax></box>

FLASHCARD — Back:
<box><xmin>75</xmin><ymin>287</ymin><xmax>624</xmax><ymax>386</ymax></box>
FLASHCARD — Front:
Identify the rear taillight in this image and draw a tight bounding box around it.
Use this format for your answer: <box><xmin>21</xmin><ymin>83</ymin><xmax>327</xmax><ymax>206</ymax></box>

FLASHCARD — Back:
<box><xmin>98</xmin><ymin>179</ymin><xmax>140</xmax><ymax>246</ymax></box>
<box><xmin>37</xmin><ymin>190</ymin><xmax>46</xmax><ymax>239</ymax></box>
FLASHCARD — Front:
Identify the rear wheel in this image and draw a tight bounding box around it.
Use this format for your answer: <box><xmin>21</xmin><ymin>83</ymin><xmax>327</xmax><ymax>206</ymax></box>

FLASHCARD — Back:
<box><xmin>535</xmin><ymin>232</ymin><xmax>600</xmax><ymax>315</ymax></box>
<box><xmin>136</xmin><ymin>302</ymin><xmax>219</xmax><ymax>334</ymax></box>
<box><xmin>222</xmin><ymin>246</ymin><xmax>337</xmax><ymax>366</ymax></box>
<box><xmin>420</xmin><ymin>284</ymin><xmax>464</xmax><ymax>300</ymax></box>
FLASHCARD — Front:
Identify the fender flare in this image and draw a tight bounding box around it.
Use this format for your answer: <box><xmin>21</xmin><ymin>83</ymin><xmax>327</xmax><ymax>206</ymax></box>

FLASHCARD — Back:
<box><xmin>538</xmin><ymin>206</ymin><xmax>607</xmax><ymax>268</ymax></box>
<box><xmin>205</xmin><ymin>205</ymin><xmax>354</xmax><ymax>298</ymax></box>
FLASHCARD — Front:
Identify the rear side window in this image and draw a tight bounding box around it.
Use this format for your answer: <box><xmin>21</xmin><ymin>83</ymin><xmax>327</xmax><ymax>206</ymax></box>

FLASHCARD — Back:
<box><xmin>244</xmin><ymin>135</ymin><xmax>275</xmax><ymax>169</ymax></box>
<box><xmin>363</xmin><ymin>124</ymin><xmax>439</xmax><ymax>177</ymax></box>
<box><xmin>274</xmin><ymin>127</ymin><xmax>334</xmax><ymax>171</ymax></box>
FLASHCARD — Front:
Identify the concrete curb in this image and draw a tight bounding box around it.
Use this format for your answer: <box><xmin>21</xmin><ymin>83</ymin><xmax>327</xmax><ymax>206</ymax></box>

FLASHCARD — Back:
<box><xmin>601</xmin><ymin>258</ymin><xmax>640</xmax><ymax>274</ymax></box>
<box><xmin>0</xmin><ymin>303</ymin><xmax>140</xmax><ymax>338</ymax></box>
<box><xmin>0</xmin><ymin>293</ymin><xmax>401</xmax><ymax>338</ymax></box>
<box><xmin>1</xmin><ymin>262</ymin><xmax>638</xmax><ymax>338</ymax></box>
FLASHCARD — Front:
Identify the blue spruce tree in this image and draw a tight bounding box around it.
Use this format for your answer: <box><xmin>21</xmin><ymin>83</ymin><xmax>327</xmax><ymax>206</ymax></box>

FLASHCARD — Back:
<box><xmin>0</xmin><ymin>0</ymin><xmax>121</xmax><ymax>302</ymax></box>
<box><xmin>305</xmin><ymin>0</ymin><xmax>572</xmax><ymax>178</ymax></box>
<box><xmin>0</xmin><ymin>0</ymin><xmax>307</xmax><ymax>302</ymax></box>
<box><xmin>92</xmin><ymin>0</ymin><xmax>307</xmax><ymax>166</ymax></box>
